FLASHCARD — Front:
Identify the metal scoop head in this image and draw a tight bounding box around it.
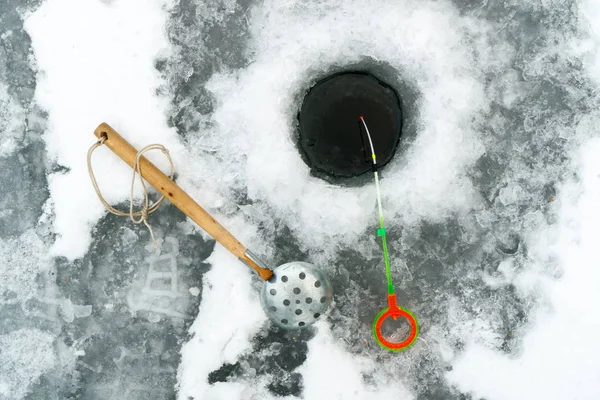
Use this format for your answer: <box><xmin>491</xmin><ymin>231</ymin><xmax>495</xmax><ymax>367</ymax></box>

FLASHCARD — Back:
<box><xmin>260</xmin><ymin>262</ymin><xmax>332</xmax><ymax>329</ymax></box>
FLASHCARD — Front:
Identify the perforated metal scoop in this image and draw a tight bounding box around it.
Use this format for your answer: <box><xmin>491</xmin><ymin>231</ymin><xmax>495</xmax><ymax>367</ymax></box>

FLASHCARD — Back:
<box><xmin>260</xmin><ymin>262</ymin><xmax>332</xmax><ymax>329</ymax></box>
<box><xmin>92</xmin><ymin>123</ymin><xmax>333</xmax><ymax>330</ymax></box>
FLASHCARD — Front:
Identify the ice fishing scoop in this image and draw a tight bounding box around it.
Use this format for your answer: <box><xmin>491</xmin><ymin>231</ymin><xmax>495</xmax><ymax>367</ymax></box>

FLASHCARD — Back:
<box><xmin>92</xmin><ymin>123</ymin><xmax>332</xmax><ymax>329</ymax></box>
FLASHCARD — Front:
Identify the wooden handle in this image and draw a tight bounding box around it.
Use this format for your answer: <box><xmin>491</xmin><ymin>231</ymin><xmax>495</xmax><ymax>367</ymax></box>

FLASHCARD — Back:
<box><xmin>93</xmin><ymin>123</ymin><xmax>273</xmax><ymax>281</ymax></box>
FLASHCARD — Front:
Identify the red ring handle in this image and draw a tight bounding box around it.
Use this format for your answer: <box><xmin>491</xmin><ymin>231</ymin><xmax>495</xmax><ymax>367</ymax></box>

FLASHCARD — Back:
<box><xmin>373</xmin><ymin>294</ymin><xmax>419</xmax><ymax>351</ymax></box>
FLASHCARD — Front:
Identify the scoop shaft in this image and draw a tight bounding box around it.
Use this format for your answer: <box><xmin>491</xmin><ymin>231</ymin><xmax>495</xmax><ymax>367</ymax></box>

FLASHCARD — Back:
<box><xmin>93</xmin><ymin>123</ymin><xmax>273</xmax><ymax>281</ymax></box>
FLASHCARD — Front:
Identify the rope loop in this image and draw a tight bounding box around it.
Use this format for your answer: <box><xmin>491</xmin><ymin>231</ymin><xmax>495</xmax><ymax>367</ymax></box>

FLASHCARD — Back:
<box><xmin>87</xmin><ymin>139</ymin><xmax>174</xmax><ymax>247</ymax></box>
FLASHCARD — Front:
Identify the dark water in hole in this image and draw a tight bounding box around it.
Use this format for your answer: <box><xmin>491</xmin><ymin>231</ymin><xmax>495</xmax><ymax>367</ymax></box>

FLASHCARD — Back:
<box><xmin>297</xmin><ymin>72</ymin><xmax>402</xmax><ymax>178</ymax></box>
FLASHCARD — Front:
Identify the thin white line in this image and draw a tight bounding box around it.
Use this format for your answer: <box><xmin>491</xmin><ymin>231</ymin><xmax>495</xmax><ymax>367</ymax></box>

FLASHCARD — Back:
<box><xmin>360</xmin><ymin>117</ymin><xmax>384</xmax><ymax>220</ymax></box>
<box><xmin>360</xmin><ymin>117</ymin><xmax>376</xmax><ymax>164</ymax></box>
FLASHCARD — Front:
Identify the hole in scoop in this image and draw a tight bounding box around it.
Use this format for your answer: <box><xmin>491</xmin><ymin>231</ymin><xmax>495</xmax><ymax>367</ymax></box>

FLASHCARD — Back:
<box><xmin>281</xmin><ymin>276</ymin><xmax>288</xmax><ymax>282</ymax></box>
<box><xmin>320</xmin><ymin>296</ymin><xmax>326</xmax><ymax>303</ymax></box>
<box><xmin>283</xmin><ymin>299</ymin><xmax>290</xmax><ymax>306</ymax></box>
<box><xmin>314</xmin><ymin>313</ymin><xmax>320</xmax><ymax>318</ymax></box>
<box><xmin>299</xmin><ymin>322</ymin><xmax>305</xmax><ymax>327</ymax></box>
<box><xmin>314</xmin><ymin>281</ymin><xmax>321</xmax><ymax>288</ymax></box>
<box><xmin>295</xmin><ymin>309</ymin><xmax>303</xmax><ymax>315</ymax></box>
<box><xmin>293</xmin><ymin>287</ymin><xmax>301</xmax><ymax>294</ymax></box>
<box><xmin>296</xmin><ymin>300</ymin><xmax>300</xmax><ymax>304</ymax></box>
<box><xmin>380</xmin><ymin>315</ymin><xmax>413</xmax><ymax>343</ymax></box>
<box><xmin>270</xmin><ymin>289</ymin><xmax>277</xmax><ymax>295</ymax></box>
<box><xmin>269</xmin><ymin>306</ymin><xmax>277</xmax><ymax>312</ymax></box>
<box><xmin>306</xmin><ymin>297</ymin><xmax>312</xmax><ymax>304</ymax></box>
<box><xmin>299</xmin><ymin>272</ymin><xmax>306</xmax><ymax>279</ymax></box>
<box><xmin>281</xmin><ymin>319</ymin><xmax>288</xmax><ymax>324</ymax></box>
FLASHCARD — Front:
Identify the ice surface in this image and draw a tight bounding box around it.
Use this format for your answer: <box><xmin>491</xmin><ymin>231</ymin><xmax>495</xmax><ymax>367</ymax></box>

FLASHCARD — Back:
<box><xmin>1</xmin><ymin>1</ymin><xmax>211</xmax><ymax>399</ymax></box>
<box><xmin>0</xmin><ymin>329</ymin><xmax>56</xmax><ymax>399</ymax></box>
<box><xmin>0</xmin><ymin>230</ymin><xmax>51</xmax><ymax>304</ymax></box>
<box><xmin>448</xmin><ymin>138</ymin><xmax>600</xmax><ymax>399</ymax></box>
<box><xmin>0</xmin><ymin>82</ymin><xmax>26</xmax><ymax>158</ymax></box>
<box><xmin>445</xmin><ymin>2</ymin><xmax>600</xmax><ymax>398</ymax></box>
<box><xmin>0</xmin><ymin>0</ymin><xmax>38</xmax><ymax>161</ymax></box>
<box><xmin>2</xmin><ymin>0</ymin><xmax>600</xmax><ymax>399</ymax></box>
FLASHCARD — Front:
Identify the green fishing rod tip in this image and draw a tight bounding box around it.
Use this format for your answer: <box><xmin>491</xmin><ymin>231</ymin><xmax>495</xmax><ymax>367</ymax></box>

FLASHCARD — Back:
<box><xmin>377</xmin><ymin>228</ymin><xmax>386</xmax><ymax>236</ymax></box>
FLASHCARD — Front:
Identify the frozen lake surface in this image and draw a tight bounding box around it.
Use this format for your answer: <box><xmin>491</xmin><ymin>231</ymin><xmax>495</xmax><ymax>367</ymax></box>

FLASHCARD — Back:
<box><xmin>1</xmin><ymin>0</ymin><xmax>600</xmax><ymax>399</ymax></box>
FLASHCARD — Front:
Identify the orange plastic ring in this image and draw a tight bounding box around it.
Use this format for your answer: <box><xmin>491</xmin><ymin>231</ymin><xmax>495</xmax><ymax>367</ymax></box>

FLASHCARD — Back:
<box><xmin>373</xmin><ymin>294</ymin><xmax>419</xmax><ymax>351</ymax></box>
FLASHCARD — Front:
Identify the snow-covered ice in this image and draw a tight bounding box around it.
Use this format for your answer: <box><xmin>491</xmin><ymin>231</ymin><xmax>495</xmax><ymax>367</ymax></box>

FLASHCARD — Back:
<box><xmin>1</xmin><ymin>0</ymin><xmax>599</xmax><ymax>399</ymax></box>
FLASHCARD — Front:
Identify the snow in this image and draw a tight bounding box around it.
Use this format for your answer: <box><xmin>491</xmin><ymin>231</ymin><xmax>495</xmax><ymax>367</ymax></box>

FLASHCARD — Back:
<box><xmin>177</xmin><ymin>247</ymin><xmax>265</xmax><ymax>398</ymax></box>
<box><xmin>201</xmin><ymin>0</ymin><xmax>488</xmax><ymax>256</ymax></box>
<box><xmin>447</xmin><ymin>138</ymin><xmax>600</xmax><ymax>400</ymax></box>
<box><xmin>23</xmin><ymin>0</ymin><xmax>183</xmax><ymax>260</ymax></box>
<box><xmin>299</xmin><ymin>322</ymin><xmax>413</xmax><ymax>400</ymax></box>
